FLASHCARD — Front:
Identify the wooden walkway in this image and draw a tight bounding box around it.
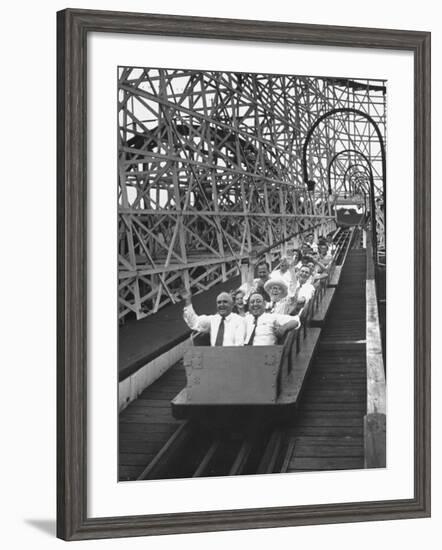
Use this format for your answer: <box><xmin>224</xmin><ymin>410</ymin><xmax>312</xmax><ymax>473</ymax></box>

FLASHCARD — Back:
<box><xmin>119</xmin><ymin>362</ymin><xmax>186</xmax><ymax>481</ymax></box>
<box><xmin>288</xmin><ymin>249</ymin><xmax>367</xmax><ymax>471</ymax></box>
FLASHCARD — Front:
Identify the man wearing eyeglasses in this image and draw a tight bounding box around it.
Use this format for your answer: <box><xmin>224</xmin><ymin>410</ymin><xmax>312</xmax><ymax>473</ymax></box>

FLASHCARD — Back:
<box><xmin>245</xmin><ymin>292</ymin><xmax>301</xmax><ymax>346</ymax></box>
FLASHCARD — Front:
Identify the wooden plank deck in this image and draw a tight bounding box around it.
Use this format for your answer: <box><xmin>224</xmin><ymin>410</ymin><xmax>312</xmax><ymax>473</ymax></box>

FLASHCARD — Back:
<box><xmin>119</xmin><ymin>361</ymin><xmax>186</xmax><ymax>481</ymax></box>
<box><xmin>288</xmin><ymin>249</ymin><xmax>367</xmax><ymax>472</ymax></box>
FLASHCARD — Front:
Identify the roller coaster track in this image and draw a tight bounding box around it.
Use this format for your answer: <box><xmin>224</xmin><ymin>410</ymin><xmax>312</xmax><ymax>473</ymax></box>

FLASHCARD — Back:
<box><xmin>137</xmin><ymin>416</ymin><xmax>298</xmax><ymax>480</ymax></box>
<box><xmin>134</xmin><ymin>228</ymin><xmax>358</xmax><ymax>481</ymax></box>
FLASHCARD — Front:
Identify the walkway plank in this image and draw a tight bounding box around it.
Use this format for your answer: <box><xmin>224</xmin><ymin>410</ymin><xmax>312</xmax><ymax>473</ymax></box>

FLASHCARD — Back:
<box><xmin>287</xmin><ymin>249</ymin><xmax>367</xmax><ymax>473</ymax></box>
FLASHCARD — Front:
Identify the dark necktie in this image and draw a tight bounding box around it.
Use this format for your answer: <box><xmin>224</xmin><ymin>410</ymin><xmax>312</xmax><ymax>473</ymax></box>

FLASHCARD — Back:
<box><xmin>246</xmin><ymin>316</ymin><xmax>258</xmax><ymax>346</ymax></box>
<box><xmin>215</xmin><ymin>317</ymin><xmax>225</xmax><ymax>346</ymax></box>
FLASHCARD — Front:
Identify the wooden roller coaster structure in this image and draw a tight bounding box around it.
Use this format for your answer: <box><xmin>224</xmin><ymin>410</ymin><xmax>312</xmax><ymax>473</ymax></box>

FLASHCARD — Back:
<box><xmin>118</xmin><ymin>69</ymin><xmax>386</xmax><ymax>321</ymax></box>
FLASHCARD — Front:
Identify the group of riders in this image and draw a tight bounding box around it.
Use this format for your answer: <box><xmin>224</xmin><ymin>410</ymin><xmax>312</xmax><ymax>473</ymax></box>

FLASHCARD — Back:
<box><xmin>182</xmin><ymin>232</ymin><xmax>336</xmax><ymax>347</ymax></box>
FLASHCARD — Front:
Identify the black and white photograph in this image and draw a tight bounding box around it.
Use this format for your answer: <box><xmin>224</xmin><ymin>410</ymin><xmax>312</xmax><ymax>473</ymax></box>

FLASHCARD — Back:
<box><xmin>1</xmin><ymin>0</ymin><xmax>436</xmax><ymax>545</ymax></box>
<box><xmin>117</xmin><ymin>67</ymin><xmax>387</xmax><ymax>482</ymax></box>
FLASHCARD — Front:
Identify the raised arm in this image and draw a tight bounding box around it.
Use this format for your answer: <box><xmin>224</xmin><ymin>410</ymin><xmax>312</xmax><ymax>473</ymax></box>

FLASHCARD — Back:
<box><xmin>182</xmin><ymin>290</ymin><xmax>192</xmax><ymax>307</ymax></box>
<box><xmin>280</xmin><ymin>316</ymin><xmax>301</xmax><ymax>333</ymax></box>
<box><xmin>239</xmin><ymin>251</ymin><xmax>259</xmax><ymax>298</ymax></box>
<box><xmin>314</xmin><ymin>257</ymin><xmax>330</xmax><ymax>273</ymax></box>
<box><xmin>246</xmin><ymin>251</ymin><xmax>258</xmax><ymax>288</ymax></box>
<box><xmin>273</xmin><ymin>313</ymin><xmax>301</xmax><ymax>339</ymax></box>
<box><xmin>182</xmin><ymin>291</ymin><xmax>211</xmax><ymax>332</ymax></box>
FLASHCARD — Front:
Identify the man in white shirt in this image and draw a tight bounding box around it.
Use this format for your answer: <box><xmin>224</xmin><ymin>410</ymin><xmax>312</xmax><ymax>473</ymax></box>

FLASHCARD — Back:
<box><xmin>291</xmin><ymin>265</ymin><xmax>316</xmax><ymax>316</ymax></box>
<box><xmin>326</xmin><ymin>233</ymin><xmax>337</xmax><ymax>254</ymax></box>
<box><xmin>239</xmin><ymin>260</ymin><xmax>271</xmax><ymax>302</ymax></box>
<box><xmin>245</xmin><ymin>292</ymin><xmax>301</xmax><ymax>346</ymax></box>
<box><xmin>183</xmin><ymin>291</ymin><xmax>246</xmax><ymax>346</ymax></box>
<box><xmin>270</xmin><ymin>256</ymin><xmax>296</xmax><ymax>292</ymax></box>
<box><xmin>317</xmin><ymin>243</ymin><xmax>333</xmax><ymax>268</ymax></box>
<box><xmin>304</xmin><ymin>232</ymin><xmax>318</xmax><ymax>253</ymax></box>
<box><xmin>294</xmin><ymin>243</ymin><xmax>317</xmax><ymax>272</ymax></box>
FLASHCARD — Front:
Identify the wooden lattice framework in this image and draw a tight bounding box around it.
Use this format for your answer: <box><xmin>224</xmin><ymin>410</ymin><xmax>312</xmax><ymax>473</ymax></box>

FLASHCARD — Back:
<box><xmin>118</xmin><ymin>68</ymin><xmax>386</xmax><ymax>321</ymax></box>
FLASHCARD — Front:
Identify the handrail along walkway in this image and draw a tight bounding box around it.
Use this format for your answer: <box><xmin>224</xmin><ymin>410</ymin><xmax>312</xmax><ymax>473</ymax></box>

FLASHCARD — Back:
<box><xmin>364</xmin><ymin>230</ymin><xmax>386</xmax><ymax>468</ymax></box>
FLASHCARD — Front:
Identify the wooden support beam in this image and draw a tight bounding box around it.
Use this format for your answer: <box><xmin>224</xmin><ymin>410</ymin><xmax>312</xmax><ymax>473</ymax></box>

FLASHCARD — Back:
<box><xmin>364</xmin><ymin>413</ymin><xmax>386</xmax><ymax>469</ymax></box>
<box><xmin>118</xmin><ymin>69</ymin><xmax>386</xmax><ymax>321</ymax></box>
<box><xmin>364</xmin><ymin>231</ymin><xmax>386</xmax><ymax>468</ymax></box>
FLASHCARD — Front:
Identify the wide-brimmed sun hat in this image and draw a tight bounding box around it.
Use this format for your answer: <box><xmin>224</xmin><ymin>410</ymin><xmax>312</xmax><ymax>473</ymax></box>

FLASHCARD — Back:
<box><xmin>264</xmin><ymin>277</ymin><xmax>288</xmax><ymax>299</ymax></box>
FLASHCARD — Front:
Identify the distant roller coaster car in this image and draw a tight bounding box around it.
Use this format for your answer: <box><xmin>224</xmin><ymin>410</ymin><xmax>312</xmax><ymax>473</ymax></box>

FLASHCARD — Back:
<box><xmin>334</xmin><ymin>196</ymin><xmax>366</xmax><ymax>227</ymax></box>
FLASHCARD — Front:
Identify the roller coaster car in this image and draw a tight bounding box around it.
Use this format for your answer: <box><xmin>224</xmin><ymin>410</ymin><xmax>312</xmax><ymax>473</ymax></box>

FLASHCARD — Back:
<box><xmin>171</xmin><ymin>239</ymin><xmax>343</xmax><ymax>421</ymax></box>
<box><xmin>171</xmin><ymin>324</ymin><xmax>322</xmax><ymax>420</ymax></box>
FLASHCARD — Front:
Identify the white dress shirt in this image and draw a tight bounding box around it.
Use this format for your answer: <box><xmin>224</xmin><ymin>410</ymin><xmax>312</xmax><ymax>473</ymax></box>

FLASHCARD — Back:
<box><xmin>244</xmin><ymin>312</ymin><xmax>300</xmax><ymax>346</ymax></box>
<box><xmin>318</xmin><ymin>253</ymin><xmax>333</xmax><ymax>268</ymax></box>
<box><xmin>292</xmin><ymin>281</ymin><xmax>316</xmax><ymax>303</ymax></box>
<box><xmin>266</xmin><ymin>296</ymin><xmax>296</xmax><ymax>315</ymax></box>
<box><xmin>183</xmin><ymin>305</ymin><xmax>246</xmax><ymax>346</ymax></box>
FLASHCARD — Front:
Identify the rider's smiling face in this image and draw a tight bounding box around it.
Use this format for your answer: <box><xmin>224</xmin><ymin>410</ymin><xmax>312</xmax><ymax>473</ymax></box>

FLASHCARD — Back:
<box><xmin>280</xmin><ymin>258</ymin><xmax>289</xmax><ymax>271</ymax></box>
<box><xmin>234</xmin><ymin>291</ymin><xmax>245</xmax><ymax>307</ymax></box>
<box><xmin>269</xmin><ymin>284</ymin><xmax>283</xmax><ymax>299</ymax></box>
<box><xmin>216</xmin><ymin>293</ymin><xmax>233</xmax><ymax>317</ymax></box>
<box><xmin>298</xmin><ymin>267</ymin><xmax>311</xmax><ymax>284</ymax></box>
<box><xmin>257</xmin><ymin>264</ymin><xmax>269</xmax><ymax>281</ymax></box>
<box><xmin>248</xmin><ymin>293</ymin><xmax>265</xmax><ymax>317</ymax></box>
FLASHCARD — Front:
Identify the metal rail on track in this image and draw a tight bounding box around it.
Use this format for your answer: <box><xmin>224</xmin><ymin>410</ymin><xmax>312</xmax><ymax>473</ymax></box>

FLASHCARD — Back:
<box><xmin>136</xmin><ymin>421</ymin><xmax>194</xmax><ymax>481</ymax></box>
<box><xmin>193</xmin><ymin>440</ymin><xmax>222</xmax><ymax>478</ymax></box>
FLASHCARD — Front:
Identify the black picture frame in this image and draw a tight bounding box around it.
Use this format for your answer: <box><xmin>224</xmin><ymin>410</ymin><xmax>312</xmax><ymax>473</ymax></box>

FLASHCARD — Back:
<box><xmin>57</xmin><ymin>8</ymin><xmax>431</xmax><ymax>541</ymax></box>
